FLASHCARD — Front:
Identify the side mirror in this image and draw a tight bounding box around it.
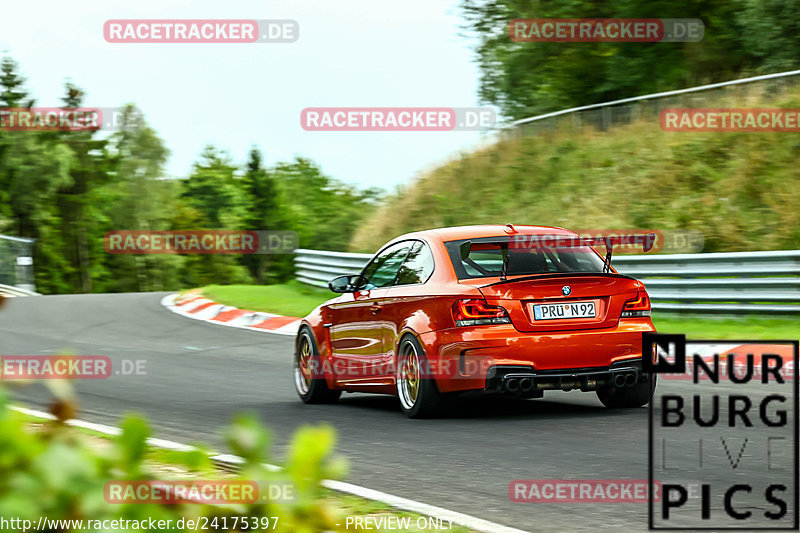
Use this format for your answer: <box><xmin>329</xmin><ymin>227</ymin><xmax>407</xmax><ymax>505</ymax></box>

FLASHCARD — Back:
<box><xmin>328</xmin><ymin>274</ymin><xmax>366</xmax><ymax>293</ymax></box>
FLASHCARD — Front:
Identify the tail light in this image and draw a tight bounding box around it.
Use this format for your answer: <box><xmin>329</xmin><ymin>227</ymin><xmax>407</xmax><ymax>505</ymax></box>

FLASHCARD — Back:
<box><xmin>621</xmin><ymin>291</ymin><xmax>651</xmax><ymax>317</ymax></box>
<box><xmin>452</xmin><ymin>299</ymin><xmax>511</xmax><ymax>327</ymax></box>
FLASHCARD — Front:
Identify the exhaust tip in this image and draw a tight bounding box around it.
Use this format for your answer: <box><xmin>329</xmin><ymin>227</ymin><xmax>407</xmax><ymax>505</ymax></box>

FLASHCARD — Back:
<box><xmin>520</xmin><ymin>377</ymin><xmax>533</xmax><ymax>392</ymax></box>
<box><xmin>505</xmin><ymin>378</ymin><xmax>520</xmax><ymax>392</ymax></box>
<box><xmin>613</xmin><ymin>373</ymin><xmax>626</xmax><ymax>388</ymax></box>
<box><xmin>625</xmin><ymin>372</ymin><xmax>638</xmax><ymax>387</ymax></box>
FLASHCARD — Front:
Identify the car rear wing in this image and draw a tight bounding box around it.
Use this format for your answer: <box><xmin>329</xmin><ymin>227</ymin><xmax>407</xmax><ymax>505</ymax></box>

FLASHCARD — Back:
<box><xmin>507</xmin><ymin>232</ymin><xmax>657</xmax><ymax>273</ymax></box>
<box><xmin>508</xmin><ymin>233</ymin><xmax>657</xmax><ymax>252</ymax></box>
<box><xmin>456</xmin><ymin>231</ymin><xmax>657</xmax><ymax>279</ymax></box>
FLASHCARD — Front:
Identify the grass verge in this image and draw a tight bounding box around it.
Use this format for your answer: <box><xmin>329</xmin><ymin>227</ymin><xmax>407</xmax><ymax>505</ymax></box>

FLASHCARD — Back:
<box><xmin>652</xmin><ymin>313</ymin><xmax>800</xmax><ymax>340</ymax></box>
<box><xmin>201</xmin><ymin>281</ymin><xmax>335</xmax><ymax>317</ymax></box>
<box><xmin>350</xmin><ymin>84</ymin><xmax>800</xmax><ymax>254</ymax></box>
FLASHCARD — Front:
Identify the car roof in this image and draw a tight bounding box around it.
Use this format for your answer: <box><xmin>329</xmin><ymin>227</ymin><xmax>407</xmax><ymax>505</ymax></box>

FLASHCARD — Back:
<box><xmin>391</xmin><ymin>224</ymin><xmax>578</xmax><ymax>244</ymax></box>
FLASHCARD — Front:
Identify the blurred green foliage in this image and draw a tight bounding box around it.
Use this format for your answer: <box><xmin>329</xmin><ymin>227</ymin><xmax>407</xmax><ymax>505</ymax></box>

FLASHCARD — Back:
<box><xmin>0</xmin><ymin>56</ymin><xmax>382</xmax><ymax>294</ymax></box>
<box><xmin>462</xmin><ymin>0</ymin><xmax>800</xmax><ymax>120</ymax></box>
<box><xmin>0</xmin><ymin>379</ymin><xmax>348</xmax><ymax>532</ymax></box>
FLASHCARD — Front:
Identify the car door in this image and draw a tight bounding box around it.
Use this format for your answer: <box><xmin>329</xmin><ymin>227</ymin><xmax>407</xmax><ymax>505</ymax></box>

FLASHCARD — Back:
<box><xmin>372</xmin><ymin>240</ymin><xmax>436</xmax><ymax>378</ymax></box>
<box><xmin>328</xmin><ymin>241</ymin><xmax>412</xmax><ymax>385</ymax></box>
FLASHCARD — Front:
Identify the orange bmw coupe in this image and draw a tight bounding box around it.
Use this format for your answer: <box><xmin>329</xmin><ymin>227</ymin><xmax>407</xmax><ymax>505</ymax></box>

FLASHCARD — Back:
<box><xmin>294</xmin><ymin>225</ymin><xmax>657</xmax><ymax>418</ymax></box>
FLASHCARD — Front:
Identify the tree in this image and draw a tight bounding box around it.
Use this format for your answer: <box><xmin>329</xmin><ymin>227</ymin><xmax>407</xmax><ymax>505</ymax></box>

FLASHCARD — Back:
<box><xmin>53</xmin><ymin>82</ymin><xmax>113</xmax><ymax>292</ymax></box>
<box><xmin>178</xmin><ymin>146</ymin><xmax>252</xmax><ymax>287</ymax></box>
<box><xmin>0</xmin><ymin>57</ymin><xmax>74</xmax><ymax>293</ymax></box>
<box><xmin>99</xmin><ymin>104</ymin><xmax>178</xmax><ymax>292</ymax></box>
<box><xmin>274</xmin><ymin>158</ymin><xmax>382</xmax><ymax>252</ymax></box>
<box><xmin>181</xmin><ymin>146</ymin><xmax>248</xmax><ymax>228</ymax></box>
<box><xmin>240</xmin><ymin>147</ymin><xmax>292</xmax><ymax>283</ymax></box>
<box><xmin>461</xmin><ymin>0</ymin><xmax>800</xmax><ymax>120</ymax></box>
<box><xmin>1</xmin><ymin>55</ymin><xmax>383</xmax><ymax>293</ymax></box>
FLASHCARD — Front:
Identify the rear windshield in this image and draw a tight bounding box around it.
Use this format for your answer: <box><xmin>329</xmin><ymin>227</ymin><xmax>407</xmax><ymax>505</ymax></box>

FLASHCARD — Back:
<box><xmin>444</xmin><ymin>237</ymin><xmax>607</xmax><ymax>280</ymax></box>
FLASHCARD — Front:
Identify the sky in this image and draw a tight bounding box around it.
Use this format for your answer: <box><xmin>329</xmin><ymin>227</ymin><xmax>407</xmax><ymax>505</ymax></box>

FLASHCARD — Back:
<box><xmin>1</xmin><ymin>0</ymin><xmax>498</xmax><ymax>191</ymax></box>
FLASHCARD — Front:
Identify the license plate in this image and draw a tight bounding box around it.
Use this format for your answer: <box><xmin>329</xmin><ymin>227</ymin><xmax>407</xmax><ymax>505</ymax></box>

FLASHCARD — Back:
<box><xmin>532</xmin><ymin>301</ymin><xmax>596</xmax><ymax>321</ymax></box>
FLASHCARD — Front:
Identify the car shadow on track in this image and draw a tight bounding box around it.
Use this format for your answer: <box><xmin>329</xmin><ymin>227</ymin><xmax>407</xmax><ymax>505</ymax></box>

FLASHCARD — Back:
<box><xmin>336</xmin><ymin>391</ymin><xmax>646</xmax><ymax>421</ymax></box>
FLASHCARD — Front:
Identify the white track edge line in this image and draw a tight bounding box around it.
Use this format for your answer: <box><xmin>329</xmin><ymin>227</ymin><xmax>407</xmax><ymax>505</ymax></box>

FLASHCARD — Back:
<box><xmin>321</xmin><ymin>479</ymin><xmax>529</xmax><ymax>533</ymax></box>
<box><xmin>10</xmin><ymin>405</ymin><xmax>529</xmax><ymax>533</ymax></box>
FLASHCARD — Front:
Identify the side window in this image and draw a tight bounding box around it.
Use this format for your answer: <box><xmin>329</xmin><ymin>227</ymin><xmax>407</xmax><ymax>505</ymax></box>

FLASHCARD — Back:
<box><xmin>394</xmin><ymin>241</ymin><xmax>434</xmax><ymax>285</ymax></box>
<box><xmin>360</xmin><ymin>242</ymin><xmax>411</xmax><ymax>289</ymax></box>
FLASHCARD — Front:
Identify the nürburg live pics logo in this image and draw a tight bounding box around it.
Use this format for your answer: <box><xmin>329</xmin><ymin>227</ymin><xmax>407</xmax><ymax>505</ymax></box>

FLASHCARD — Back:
<box><xmin>644</xmin><ymin>333</ymin><xmax>799</xmax><ymax>530</ymax></box>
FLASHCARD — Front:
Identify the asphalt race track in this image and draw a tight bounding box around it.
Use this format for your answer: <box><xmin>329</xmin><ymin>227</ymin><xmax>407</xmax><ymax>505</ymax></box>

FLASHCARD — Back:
<box><xmin>1</xmin><ymin>293</ymin><xmax>794</xmax><ymax>532</ymax></box>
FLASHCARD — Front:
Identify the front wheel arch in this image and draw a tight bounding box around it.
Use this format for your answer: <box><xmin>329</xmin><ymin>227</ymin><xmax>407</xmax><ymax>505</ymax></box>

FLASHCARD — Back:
<box><xmin>294</xmin><ymin>325</ymin><xmax>340</xmax><ymax>404</ymax></box>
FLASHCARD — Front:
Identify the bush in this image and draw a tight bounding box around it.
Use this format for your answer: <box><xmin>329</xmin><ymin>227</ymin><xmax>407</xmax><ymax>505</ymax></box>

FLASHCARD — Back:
<box><xmin>0</xmin><ymin>371</ymin><xmax>348</xmax><ymax>532</ymax></box>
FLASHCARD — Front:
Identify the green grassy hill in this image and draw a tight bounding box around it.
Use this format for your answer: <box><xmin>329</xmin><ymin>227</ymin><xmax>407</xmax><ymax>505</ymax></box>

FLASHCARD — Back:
<box><xmin>351</xmin><ymin>88</ymin><xmax>800</xmax><ymax>254</ymax></box>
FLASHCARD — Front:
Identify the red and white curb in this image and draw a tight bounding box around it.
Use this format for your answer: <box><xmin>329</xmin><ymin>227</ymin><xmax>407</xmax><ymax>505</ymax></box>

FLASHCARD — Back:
<box><xmin>11</xmin><ymin>405</ymin><xmax>529</xmax><ymax>533</ymax></box>
<box><xmin>161</xmin><ymin>291</ymin><xmax>302</xmax><ymax>337</ymax></box>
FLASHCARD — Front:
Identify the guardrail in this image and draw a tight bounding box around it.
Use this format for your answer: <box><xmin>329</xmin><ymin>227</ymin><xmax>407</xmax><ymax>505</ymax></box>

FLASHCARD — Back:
<box><xmin>0</xmin><ymin>234</ymin><xmax>36</xmax><ymax>292</ymax></box>
<box><xmin>295</xmin><ymin>249</ymin><xmax>372</xmax><ymax>288</ymax></box>
<box><xmin>295</xmin><ymin>248</ymin><xmax>800</xmax><ymax>314</ymax></box>
<box><xmin>0</xmin><ymin>283</ymin><xmax>40</xmax><ymax>297</ymax></box>
<box><xmin>507</xmin><ymin>69</ymin><xmax>800</xmax><ymax>136</ymax></box>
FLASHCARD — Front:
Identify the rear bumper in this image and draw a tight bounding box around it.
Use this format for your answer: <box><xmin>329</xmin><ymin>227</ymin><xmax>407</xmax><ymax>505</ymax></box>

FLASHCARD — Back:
<box><xmin>417</xmin><ymin>318</ymin><xmax>655</xmax><ymax>393</ymax></box>
<box><xmin>486</xmin><ymin>360</ymin><xmax>651</xmax><ymax>396</ymax></box>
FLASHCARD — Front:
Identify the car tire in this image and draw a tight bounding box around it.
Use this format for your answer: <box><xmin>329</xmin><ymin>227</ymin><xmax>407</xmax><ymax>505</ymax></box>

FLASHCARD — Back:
<box><xmin>597</xmin><ymin>375</ymin><xmax>657</xmax><ymax>408</ymax></box>
<box><xmin>294</xmin><ymin>326</ymin><xmax>341</xmax><ymax>404</ymax></box>
<box><xmin>396</xmin><ymin>334</ymin><xmax>451</xmax><ymax>418</ymax></box>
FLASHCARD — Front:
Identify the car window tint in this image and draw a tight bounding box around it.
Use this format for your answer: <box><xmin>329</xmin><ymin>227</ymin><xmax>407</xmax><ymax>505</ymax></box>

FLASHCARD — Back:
<box><xmin>361</xmin><ymin>242</ymin><xmax>411</xmax><ymax>288</ymax></box>
<box><xmin>464</xmin><ymin>249</ymin><xmax>551</xmax><ymax>276</ymax></box>
<box><xmin>446</xmin><ymin>239</ymin><xmax>605</xmax><ymax>279</ymax></box>
<box><xmin>464</xmin><ymin>250</ymin><xmax>504</xmax><ymax>275</ymax></box>
<box><xmin>394</xmin><ymin>241</ymin><xmax>434</xmax><ymax>285</ymax></box>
